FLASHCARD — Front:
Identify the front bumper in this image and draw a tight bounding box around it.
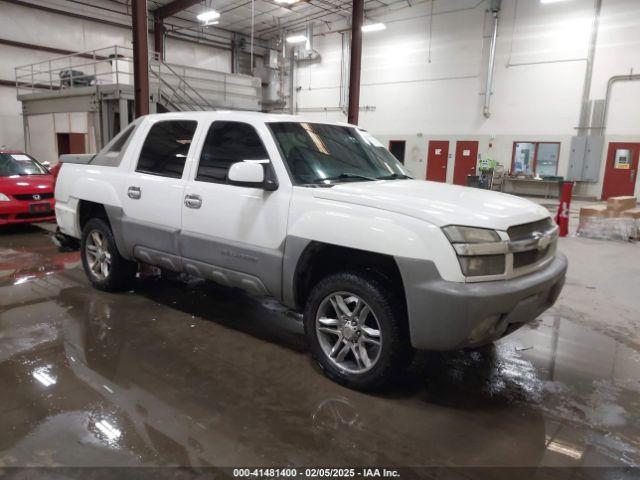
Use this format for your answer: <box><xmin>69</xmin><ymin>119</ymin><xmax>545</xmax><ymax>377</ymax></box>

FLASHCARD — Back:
<box><xmin>397</xmin><ymin>252</ymin><xmax>568</xmax><ymax>351</ymax></box>
<box><xmin>0</xmin><ymin>199</ymin><xmax>56</xmax><ymax>225</ymax></box>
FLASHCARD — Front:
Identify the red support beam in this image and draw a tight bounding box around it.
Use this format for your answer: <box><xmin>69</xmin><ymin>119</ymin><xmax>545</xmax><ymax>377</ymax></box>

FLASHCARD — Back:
<box><xmin>154</xmin><ymin>0</ymin><xmax>202</xmax><ymax>19</ymax></box>
<box><xmin>152</xmin><ymin>0</ymin><xmax>200</xmax><ymax>62</ymax></box>
<box><xmin>347</xmin><ymin>0</ymin><xmax>364</xmax><ymax>125</ymax></box>
<box><xmin>132</xmin><ymin>0</ymin><xmax>150</xmax><ymax>117</ymax></box>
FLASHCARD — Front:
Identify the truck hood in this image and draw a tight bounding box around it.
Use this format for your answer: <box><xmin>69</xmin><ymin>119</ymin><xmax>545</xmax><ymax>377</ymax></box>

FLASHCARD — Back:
<box><xmin>312</xmin><ymin>180</ymin><xmax>550</xmax><ymax>230</ymax></box>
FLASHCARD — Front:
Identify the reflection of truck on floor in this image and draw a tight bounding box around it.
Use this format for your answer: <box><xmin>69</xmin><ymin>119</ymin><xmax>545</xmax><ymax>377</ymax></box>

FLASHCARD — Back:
<box><xmin>54</xmin><ymin>111</ymin><xmax>567</xmax><ymax>390</ymax></box>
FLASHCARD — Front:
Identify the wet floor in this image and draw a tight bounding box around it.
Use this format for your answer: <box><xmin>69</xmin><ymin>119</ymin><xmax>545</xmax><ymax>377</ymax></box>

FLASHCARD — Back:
<box><xmin>0</xmin><ymin>225</ymin><xmax>639</xmax><ymax>473</ymax></box>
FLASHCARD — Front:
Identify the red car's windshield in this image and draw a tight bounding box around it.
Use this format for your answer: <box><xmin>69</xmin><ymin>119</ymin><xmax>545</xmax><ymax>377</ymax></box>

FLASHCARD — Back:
<box><xmin>0</xmin><ymin>153</ymin><xmax>49</xmax><ymax>176</ymax></box>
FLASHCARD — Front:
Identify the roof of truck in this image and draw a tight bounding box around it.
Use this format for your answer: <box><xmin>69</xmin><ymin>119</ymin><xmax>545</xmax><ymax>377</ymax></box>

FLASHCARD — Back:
<box><xmin>142</xmin><ymin>111</ymin><xmax>357</xmax><ymax>129</ymax></box>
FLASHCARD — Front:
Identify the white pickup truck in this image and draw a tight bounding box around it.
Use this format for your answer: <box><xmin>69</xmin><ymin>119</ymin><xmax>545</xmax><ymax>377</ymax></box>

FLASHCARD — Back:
<box><xmin>55</xmin><ymin>111</ymin><xmax>567</xmax><ymax>390</ymax></box>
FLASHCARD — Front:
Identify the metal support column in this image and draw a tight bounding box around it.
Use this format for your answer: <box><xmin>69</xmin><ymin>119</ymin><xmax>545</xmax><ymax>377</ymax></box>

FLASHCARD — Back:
<box><xmin>347</xmin><ymin>0</ymin><xmax>363</xmax><ymax>125</ymax></box>
<box><xmin>132</xmin><ymin>0</ymin><xmax>150</xmax><ymax>117</ymax></box>
<box><xmin>577</xmin><ymin>0</ymin><xmax>603</xmax><ymax>135</ymax></box>
<box><xmin>119</xmin><ymin>98</ymin><xmax>129</xmax><ymax>133</ymax></box>
<box><xmin>153</xmin><ymin>15</ymin><xmax>164</xmax><ymax>60</ymax></box>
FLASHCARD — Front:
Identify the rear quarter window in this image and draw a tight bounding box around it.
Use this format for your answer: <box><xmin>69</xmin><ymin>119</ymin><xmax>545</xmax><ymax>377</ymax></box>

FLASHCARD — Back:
<box><xmin>91</xmin><ymin>122</ymin><xmax>139</xmax><ymax>167</ymax></box>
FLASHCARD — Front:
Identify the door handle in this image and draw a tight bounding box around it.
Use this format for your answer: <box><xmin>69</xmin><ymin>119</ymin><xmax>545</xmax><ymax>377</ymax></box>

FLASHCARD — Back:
<box><xmin>127</xmin><ymin>186</ymin><xmax>141</xmax><ymax>199</ymax></box>
<box><xmin>184</xmin><ymin>194</ymin><xmax>202</xmax><ymax>209</ymax></box>
<box><xmin>631</xmin><ymin>170</ymin><xmax>636</xmax><ymax>182</ymax></box>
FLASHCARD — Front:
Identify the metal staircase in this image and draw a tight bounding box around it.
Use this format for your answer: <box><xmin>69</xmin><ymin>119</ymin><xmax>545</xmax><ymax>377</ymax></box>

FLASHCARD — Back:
<box><xmin>149</xmin><ymin>58</ymin><xmax>214</xmax><ymax>111</ymax></box>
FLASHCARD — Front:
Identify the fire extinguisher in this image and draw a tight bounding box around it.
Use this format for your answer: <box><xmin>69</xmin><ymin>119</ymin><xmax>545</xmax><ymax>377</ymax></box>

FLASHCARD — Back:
<box><xmin>555</xmin><ymin>181</ymin><xmax>573</xmax><ymax>237</ymax></box>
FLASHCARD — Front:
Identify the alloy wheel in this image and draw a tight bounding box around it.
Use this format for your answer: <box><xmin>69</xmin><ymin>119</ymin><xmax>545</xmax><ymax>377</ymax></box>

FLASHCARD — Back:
<box><xmin>315</xmin><ymin>292</ymin><xmax>382</xmax><ymax>374</ymax></box>
<box><xmin>85</xmin><ymin>230</ymin><xmax>111</xmax><ymax>281</ymax></box>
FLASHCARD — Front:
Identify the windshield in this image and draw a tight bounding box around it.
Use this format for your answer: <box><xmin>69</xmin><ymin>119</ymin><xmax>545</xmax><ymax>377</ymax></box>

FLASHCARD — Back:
<box><xmin>0</xmin><ymin>153</ymin><xmax>49</xmax><ymax>176</ymax></box>
<box><xmin>268</xmin><ymin>122</ymin><xmax>410</xmax><ymax>185</ymax></box>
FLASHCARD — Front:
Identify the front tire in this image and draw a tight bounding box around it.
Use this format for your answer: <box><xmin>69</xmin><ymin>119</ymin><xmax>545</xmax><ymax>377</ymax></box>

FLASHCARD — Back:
<box><xmin>81</xmin><ymin>217</ymin><xmax>137</xmax><ymax>292</ymax></box>
<box><xmin>304</xmin><ymin>271</ymin><xmax>412</xmax><ymax>391</ymax></box>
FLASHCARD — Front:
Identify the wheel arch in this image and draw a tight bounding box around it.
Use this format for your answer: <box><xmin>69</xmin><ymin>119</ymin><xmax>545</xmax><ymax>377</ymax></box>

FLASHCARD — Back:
<box><xmin>77</xmin><ymin>200</ymin><xmax>132</xmax><ymax>260</ymax></box>
<box><xmin>287</xmin><ymin>240</ymin><xmax>407</xmax><ymax>314</ymax></box>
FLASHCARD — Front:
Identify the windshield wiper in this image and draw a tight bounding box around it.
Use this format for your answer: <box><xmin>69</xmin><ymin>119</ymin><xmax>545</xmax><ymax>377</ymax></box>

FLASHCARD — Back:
<box><xmin>314</xmin><ymin>173</ymin><xmax>377</xmax><ymax>183</ymax></box>
<box><xmin>376</xmin><ymin>173</ymin><xmax>413</xmax><ymax>180</ymax></box>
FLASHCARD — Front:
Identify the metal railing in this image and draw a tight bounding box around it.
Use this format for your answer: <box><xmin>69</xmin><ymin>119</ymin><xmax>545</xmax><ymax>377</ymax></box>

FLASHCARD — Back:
<box><xmin>149</xmin><ymin>57</ymin><xmax>214</xmax><ymax>111</ymax></box>
<box><xmin>15</xmin><ymin>45</ymin><xmax>261</xmax><ymax>111</ymax></box>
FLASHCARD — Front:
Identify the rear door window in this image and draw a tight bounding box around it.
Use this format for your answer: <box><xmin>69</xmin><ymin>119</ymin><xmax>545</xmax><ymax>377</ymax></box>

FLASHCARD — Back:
<box><xmin>136</xmin><ymin>120</ymin><xmax>197</xmax><ymax>178</ymax></box>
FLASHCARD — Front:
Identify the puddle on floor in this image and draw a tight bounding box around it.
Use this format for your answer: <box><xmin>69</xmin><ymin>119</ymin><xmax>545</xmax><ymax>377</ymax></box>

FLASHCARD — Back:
<box><xmin>0</xmin><ymin>226</ymin><xmax>638</xmax><ymax>469</ymax></box>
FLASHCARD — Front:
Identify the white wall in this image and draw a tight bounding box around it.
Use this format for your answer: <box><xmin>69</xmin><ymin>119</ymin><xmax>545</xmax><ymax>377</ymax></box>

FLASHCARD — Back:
<box><xmin>0</xmin><ymin>1</ymin><xmax>231</xmax><ymax>150</ymax></box>
<box><xmin>296</xmin><ymin>0</ymin><xmax>640</xmax><ymax>199</ymax></box>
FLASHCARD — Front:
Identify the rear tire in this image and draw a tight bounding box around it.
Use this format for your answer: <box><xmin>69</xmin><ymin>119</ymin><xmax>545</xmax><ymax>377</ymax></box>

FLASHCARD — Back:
<box><xmin>81</xmin><ymin>217</ymin><xmax>137</xmax><ymax>292</ymax></box>
<box><xmin>304</xmin><ymin>271</ymin><xmax>412</xmax><ymax>391</ymax></box>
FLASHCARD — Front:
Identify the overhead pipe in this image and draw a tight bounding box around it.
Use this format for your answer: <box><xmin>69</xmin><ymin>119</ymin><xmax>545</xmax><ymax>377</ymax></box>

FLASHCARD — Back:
<box><xmin>347</xmin><ymin>0</ymin><xmax>364</xmax><ymax>125</ymax></box>
<box><xmin>132</xmin><ymin>0</ymin><xmax>150</xmax><ymax>117</ymax></box>
<box><xmin>599</xmin><ymin>73</ymin><xmax>640</xmax><ymax>135</ymax></box>
<box><xmin>483</xmin><ymin>0</ymin><xmax>501</xmax><ymax>118</ymax></box>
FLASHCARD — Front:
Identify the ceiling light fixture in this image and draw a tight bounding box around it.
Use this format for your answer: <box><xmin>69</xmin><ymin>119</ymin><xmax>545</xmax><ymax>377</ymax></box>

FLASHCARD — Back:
<box><xmin>197</xmin><ymin>9</ymin><xmax>220</xmax><ymax>23</ymax></box>
<box><xmin>274</xmin><ymin>0</ymin><xmax>299</xmax><ymax>4</ymax></box>
<box><xmin>540</xmin><ymin>0</ymin><xmax>571</xmax><ymax>3</ymax></box>
<box><xmin>286</xmin><ymin>34</ymin><xmax>307</xmax><ymax>43</ymax></box>
<box><xmin>361</xmin><ymin>22</ymin><xmax>386</xmax><ymax>32</ymax></box>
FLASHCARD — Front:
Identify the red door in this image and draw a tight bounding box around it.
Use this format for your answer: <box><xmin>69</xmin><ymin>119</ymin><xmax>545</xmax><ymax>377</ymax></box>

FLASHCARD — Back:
<box><xmin>453</xmin><ymin>141</ymin><xmax>479</xmax><ymax>186</ymax></box>
<box><xmin>426</xmin><ymin>141</ymin><xmax>449</xmax><ymax>182</ymax></box>
<box><xmin>601</xmin><ymin>142</ymin><xmax>639</xmax><ymax>200</ymax></box>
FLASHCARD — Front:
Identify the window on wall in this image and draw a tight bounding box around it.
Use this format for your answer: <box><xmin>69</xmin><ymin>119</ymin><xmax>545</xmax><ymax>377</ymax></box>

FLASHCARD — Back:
<box><xmin>511</xmin><ymin>142</ymin><xmax>560</xmax><ymax>177</ymax></box>
<box><xmin>388</xmin><ymin>141</ymin><xmax>406</xmax><ymax>164</ymax></box>
<box><xmin>136</xmin><ymin>120</ymin><xmax>197</xmax><ymax>178</ymax></box>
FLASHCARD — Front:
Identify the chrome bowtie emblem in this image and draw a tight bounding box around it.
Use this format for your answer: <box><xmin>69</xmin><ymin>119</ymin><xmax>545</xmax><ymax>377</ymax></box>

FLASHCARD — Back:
<box><xmin>533</xmin><ymin>232</ymin><xmax>551</xmax><ymax>250</ymax></box>
<box><xmin>32</xmin><ymin>194</ymin><xmax>41</xmax><ymax>201</ymax></box>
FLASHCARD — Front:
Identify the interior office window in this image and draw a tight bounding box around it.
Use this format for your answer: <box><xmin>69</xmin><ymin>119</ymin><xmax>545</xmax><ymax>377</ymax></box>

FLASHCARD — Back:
<box><xmin>136</xmin><ymin>120</ymin><xmax>197</xmax><ymax>178</ymax></box>
<box><xmin>536</xmin><ymin>143</ymin><xmax>560</xmax><ymax>177</ymax></box>
<box><xmin>196</xmin><ymin>121</ymin><xmax>269</xmax><ymax>183</ymax></box>
<box><xmin>388</xmin><ymin>141</ymin><xmax>406</xmax><ymax>164</ymax></box>
<box><xmin>512</xmin><ymin>142</ymin><xmax>560</xmax><ymax>177</ymax></box>
<box><xmin>513</xmin><ymin>142</ymin><xmax>536</xmax><ymax>175</ymax></box>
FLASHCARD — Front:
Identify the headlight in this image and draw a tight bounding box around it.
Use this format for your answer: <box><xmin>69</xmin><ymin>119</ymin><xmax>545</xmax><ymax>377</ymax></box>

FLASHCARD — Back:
<box><xmin>442</xmin><ymin>225</ymin><xmax>500</xmax><ymax>243</ymax></box>
<box><xmin>443</xmin><ymin>225</ymin><xmax>505</xmax><ymax>277</ymax></box>
<box><xmin>0</xmin><ymin>193</ymin><xmax>11</xmax><ymax>202</ymax></box>
<box><xmin>458</xmin><ymin>255</ymin><xmax>505</xmax><ymax>276</ymax></box>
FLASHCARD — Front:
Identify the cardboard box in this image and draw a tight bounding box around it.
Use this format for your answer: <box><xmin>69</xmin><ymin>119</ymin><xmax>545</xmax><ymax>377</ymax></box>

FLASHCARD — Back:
<box><xmin>580</xmin><ymin>205</ymin><xmax>623</xmax><ymax>218</ymax></box>
<box><xmin>622</xmin><ymin>208</ymin><xmax>640</xmax><ymax>219</ymax></box>
<box><xmin>607</xmin><ymin>196</ymin><xmax>637</xmax><ymax>212</ymax></box>
<box><xmin>580</xmin><ymin>205</ymin><xmax>607</xmax><ymax>217</ymax></box>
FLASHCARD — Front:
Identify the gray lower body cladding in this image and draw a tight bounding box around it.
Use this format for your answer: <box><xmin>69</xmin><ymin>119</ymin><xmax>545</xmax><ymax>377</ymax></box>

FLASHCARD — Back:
<box><xmin>104</xmin><ymin>206</ymin><xmax>284</xmax><ymax>298</ymax></box>
<box><xmin>396</xmin><ymin>253</ymin><xmax>568</xmax><ymax>351</ymax></box>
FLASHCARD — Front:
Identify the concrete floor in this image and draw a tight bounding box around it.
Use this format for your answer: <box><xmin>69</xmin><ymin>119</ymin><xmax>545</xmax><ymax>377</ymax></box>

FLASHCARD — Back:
<box><xmin>0</xmin><ymin>219</ymin><xmax>638</xmax><ymax>473</ymax></box>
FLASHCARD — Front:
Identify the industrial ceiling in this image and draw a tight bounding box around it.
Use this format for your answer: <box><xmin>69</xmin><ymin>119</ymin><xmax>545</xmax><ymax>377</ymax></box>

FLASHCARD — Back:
<box><xmin>148</xmin><ymin>0</ymin><xmax>408</xmax><ymax>39</ymax></box>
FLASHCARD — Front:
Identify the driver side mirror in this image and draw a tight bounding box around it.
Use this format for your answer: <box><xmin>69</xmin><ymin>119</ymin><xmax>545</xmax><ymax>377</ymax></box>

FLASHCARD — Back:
<box><xmin>41</xmin><ymin>160</ymin><xmax>51</xmax><ymax>171</ymax></box>
<box><xmin>228</xmin><ymin>161</ymin><xmax>278</xmax><ymax>191</ymax></box>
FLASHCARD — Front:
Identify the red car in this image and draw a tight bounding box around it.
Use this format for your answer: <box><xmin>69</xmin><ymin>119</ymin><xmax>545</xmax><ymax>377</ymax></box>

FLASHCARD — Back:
<box><xmin>0</xmin><ymin>150</ymin><xmax>56</xmax><ymax>225</ymax></box>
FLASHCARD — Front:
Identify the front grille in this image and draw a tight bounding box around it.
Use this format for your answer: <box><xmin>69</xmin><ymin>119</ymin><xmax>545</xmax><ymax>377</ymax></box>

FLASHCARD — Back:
<box><xmin>507</xmin><ymin>217</ymin><xmax>554</xmax><ymax>241</ymax></box>
<box><xmin>15</xmin><ymin>211</ymin><xmax>55</xmax><ymax>220</ymax></box>
<box><xmin>513</xmin><ymin>245</ymin><xmax>550</xmax><ymax>269</ymax></box>
<box><xmin>13</xmin><ymin>192</ymin><xmax>54</xmax><ymax>201</ymax></box>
